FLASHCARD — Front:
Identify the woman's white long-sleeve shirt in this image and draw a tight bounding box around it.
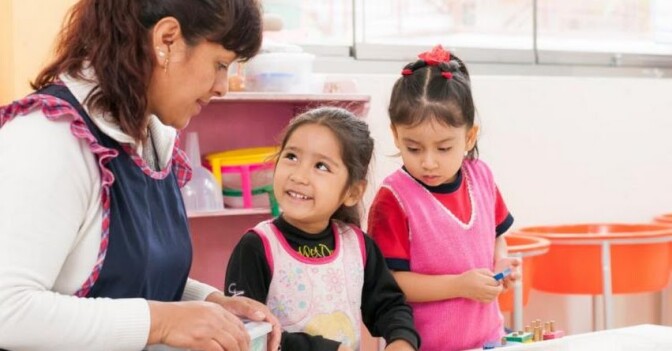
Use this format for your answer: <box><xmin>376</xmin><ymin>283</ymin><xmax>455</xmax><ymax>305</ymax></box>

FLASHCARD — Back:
<box><xmin>0</xmin><ymin>73</ymin><xmax>217</xmax><ymax>351</ymax></box>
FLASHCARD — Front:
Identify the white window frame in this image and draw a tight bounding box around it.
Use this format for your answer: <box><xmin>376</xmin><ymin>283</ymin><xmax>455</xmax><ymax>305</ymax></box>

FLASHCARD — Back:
<box><xmin>296</xmin><ymin>0</ymin><xmax>672</xmax><ymax>73</ymax></box>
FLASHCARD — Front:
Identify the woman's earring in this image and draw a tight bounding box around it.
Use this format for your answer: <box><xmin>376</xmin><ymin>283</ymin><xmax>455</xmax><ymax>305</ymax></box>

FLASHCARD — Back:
<box><xmin>156</xmin><ymin>46</ymin><xmax>170</xmax><ymax>73</ymax></box>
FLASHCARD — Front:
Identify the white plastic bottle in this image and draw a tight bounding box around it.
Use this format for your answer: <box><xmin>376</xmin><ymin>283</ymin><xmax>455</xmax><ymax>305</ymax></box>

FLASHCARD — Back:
<box><xmin>180</xmin><ymin>132</ymin><xmax>224</xmax><ymax>212</ymax></box>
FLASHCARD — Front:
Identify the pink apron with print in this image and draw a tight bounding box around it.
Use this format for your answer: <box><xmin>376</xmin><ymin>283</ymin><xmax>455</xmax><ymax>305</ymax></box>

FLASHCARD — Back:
<box><xmin>251</xmin><ymin>219</ymin><xmax>366</xmax><ymax>350</ymax></box>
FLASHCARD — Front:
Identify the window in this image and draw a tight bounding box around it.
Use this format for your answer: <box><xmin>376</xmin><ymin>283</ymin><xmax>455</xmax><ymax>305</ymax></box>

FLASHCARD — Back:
<box><xmin>355</xmin><ymin>0</ymin><xmax>534</xmax><ymax>63</ymax></box>
<box><xmin>537</xmin><ymin>0</ymin><xmax>672</xmax><ymax>65</ymax></box>
<box><xmin>262</xmin><ymin>0</ymin><xmax>353</xmax><ymax>47</ymax></box>
<box><xmin>261</xmin><ymin>0</ymin><xmax>672</xmax><ymax>67</ymax></box>
<box><xmin>361</xmin><ymin>0</ymin><xmax>532</xmax><ymax>49</ymax></box>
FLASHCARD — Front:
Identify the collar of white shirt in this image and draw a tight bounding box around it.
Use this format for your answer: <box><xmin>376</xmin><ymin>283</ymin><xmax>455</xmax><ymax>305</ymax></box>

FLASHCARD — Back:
<box><xmin>59</xmin><ymin>68</ymin><xmax>177</xmax><ymax>169</ymax></box>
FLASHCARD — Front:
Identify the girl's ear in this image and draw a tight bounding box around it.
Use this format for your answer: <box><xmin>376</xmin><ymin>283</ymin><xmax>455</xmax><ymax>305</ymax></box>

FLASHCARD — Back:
<box><xmin>343</xmin><ymin>180</ymin><xmax>367</xmax><ymax>207</ymax></box>
<box><xmin>466</xmin><ymin>125</ymin><xmax>479</xmax><ymax>151</ymax></box>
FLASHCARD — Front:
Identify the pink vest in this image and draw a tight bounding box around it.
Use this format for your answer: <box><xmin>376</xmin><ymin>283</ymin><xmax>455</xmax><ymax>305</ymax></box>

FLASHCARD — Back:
<box><xmin>382</xmin><ymin>160</ymin><xmax>503</xmax><ymax>351</ymax></box>
<box><xmin>251</xmin><ymin>220</ymin><xmax>366</xmax><ymax>350</ymax></box>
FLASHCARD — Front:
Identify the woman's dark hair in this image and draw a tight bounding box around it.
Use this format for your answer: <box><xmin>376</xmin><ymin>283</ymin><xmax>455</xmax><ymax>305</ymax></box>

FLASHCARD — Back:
<box><xmin>389</xmin><ymin>52</ymin><xmax>479</xmax><ymax>159</ymax></box>
<box><xmin>278</xmin><ymin>107</ymin><xmax>374</xmax><ymax>226</ymax></box>
<box><xmin>32</xmin><ymin>0</ymin><xmax>262</xmax><ymax>143</ymax></box>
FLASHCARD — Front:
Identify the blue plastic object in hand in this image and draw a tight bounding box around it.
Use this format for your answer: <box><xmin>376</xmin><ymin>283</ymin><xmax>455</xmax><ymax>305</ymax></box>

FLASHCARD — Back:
<box><xmin>493</xmin><ymin>267</ymin><xmax>512</xmax><ymax>282</ymax></box>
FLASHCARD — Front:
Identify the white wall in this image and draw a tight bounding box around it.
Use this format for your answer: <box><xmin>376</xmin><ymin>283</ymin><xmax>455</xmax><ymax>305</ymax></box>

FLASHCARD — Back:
<box><xmin>341</xmin><ymin>72</ymin><xmax>672</xmax><ymax>334</ymax></box>
<box><xmin>0</xmin><ymin>0</ymin><xmax>78</xmax><ymax>103</ymax></box>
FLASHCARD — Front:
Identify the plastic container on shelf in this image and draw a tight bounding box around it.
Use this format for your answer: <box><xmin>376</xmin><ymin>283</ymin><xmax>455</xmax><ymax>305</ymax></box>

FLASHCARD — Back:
<box><xmin>514</xmin><ymin>223</ymin><xmax>672</xmax><ymax>295</ymax></box>
<box><xmin>223</xmin><ymin>185</ymin><xmax>280</xmax><ymax>217</ymax></box>
<box><xmin>221</xmin><ymin>163</ymin><xmax>273</xmax><ymax>190</ymax></box>
<box><xmin>224</xmin><ymin>189</ymin><xmax>271</xmax><ymax>208</ymax></box>
<box><xmin>245</xmin><ymin>52</ymin><xmax>315</xmax><ymax>93</ymax></box>
<box><xmin>228</xmin><ymin>62</ymin><xmax>246</xmax><ymax>92</ymax></box>
<box><xmin>205</xmin><ymin>147</ymin><xmax>278</xmax><ymax>209</ymax></box>
<box><xmin>498</xmin><ymin>234</ymin><xmax>551</xmax><ymax>312</ymax></box>
<box><xmin>180</xmin><ymin>132</ymin><xmax>224</xmax><ymax>212</ymax></box>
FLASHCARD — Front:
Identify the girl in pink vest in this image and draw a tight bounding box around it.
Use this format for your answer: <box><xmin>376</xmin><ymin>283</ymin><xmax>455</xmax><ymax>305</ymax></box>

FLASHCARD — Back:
<box><xmin>226</xmin><ymin>107</ymin><xmax>420</xmax><ymax>351</ymax></box>
<box><xmin>368</xmin><ymin>46</ymin><xmax>520</xmax><ymax>351</ymax></box>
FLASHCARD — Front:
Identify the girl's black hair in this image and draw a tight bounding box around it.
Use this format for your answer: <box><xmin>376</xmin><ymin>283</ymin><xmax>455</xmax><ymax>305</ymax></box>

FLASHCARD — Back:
<box><xmin>389</xmin><ymin>53</ymin><xmax>479</xmax><ymax>159</ymax></box>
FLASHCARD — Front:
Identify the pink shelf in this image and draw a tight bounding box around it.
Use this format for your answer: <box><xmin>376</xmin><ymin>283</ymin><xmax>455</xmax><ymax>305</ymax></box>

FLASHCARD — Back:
<box><xmin>187</xmin><ymin>208</ymin><xmax>270</xmax><ymax>218</ymax></box>
<box><xmin>188</xmin><ymin>213</ymin><xmax>271</xmax><ymax>290</ymax></box>
<box><xmin>214</xmin><ymin>92</ymin><xmax>370</xmax><ymax>103</ymax></box>
<box><xmin>184</xmin><ymin>93</ymin><xmax>370</xmax><ymax>156</ymax></box>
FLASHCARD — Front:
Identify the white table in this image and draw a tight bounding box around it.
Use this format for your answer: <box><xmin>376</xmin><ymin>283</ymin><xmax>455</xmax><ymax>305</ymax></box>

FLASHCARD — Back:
<box><xmin>496</xmin><ymin>324</ymin><xmax>672</xmax><ymax>351</ymax></box>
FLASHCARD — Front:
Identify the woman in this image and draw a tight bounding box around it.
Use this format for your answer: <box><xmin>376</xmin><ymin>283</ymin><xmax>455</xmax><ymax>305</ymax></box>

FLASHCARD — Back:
<box><xmin>0</xmin><ymin>0</ymin><xmax>280</xmax><ymax>350</ymax></box>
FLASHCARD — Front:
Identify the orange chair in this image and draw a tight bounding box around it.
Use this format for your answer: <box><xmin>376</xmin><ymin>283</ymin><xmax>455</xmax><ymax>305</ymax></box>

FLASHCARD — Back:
<box><xmin>653</xmin><ymin>213</ymin><xmax>672</xmax><ymax>273</ymax></box>
<box><xmin>515</xmin><ymin>224</ymin><xmax>672</xmax><ymax>294</ymax></box>
<box><xmin>652</xmin><ymin>214</ymin><xmax>672</xmax><ymax>326</ymax></box>
<box><xmin>514</xmin><ymin>223</ymin><xmax>672</xmax><ymax>329</ymax></box>
<box><xmin>498</xmin><ymin>234</ymin><xmax>550</xmax><ymax>332</ymax></box>
<box><xmin>498</xmin><ymin>235</ymin><xmax>550</xmax><ymax>312</ymax></box>
<box><xmin>654</xmin><ymin>213</ymin><xmax>672</xmax><ymax>226</ymax></box>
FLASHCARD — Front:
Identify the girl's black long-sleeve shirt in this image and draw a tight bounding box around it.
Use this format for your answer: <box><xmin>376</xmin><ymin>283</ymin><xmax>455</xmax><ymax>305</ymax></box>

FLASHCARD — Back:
<box><xmin>225</xmin><ymin>216</ymin><xmax>420</xmax><ymax>351</ymax></box>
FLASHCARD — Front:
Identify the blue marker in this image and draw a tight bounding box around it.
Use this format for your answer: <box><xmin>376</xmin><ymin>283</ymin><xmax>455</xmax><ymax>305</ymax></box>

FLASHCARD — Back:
<box><xmin>493</xmin><ymin>267</ymin><xmax>512</xmax><ymax>282</ymax></box>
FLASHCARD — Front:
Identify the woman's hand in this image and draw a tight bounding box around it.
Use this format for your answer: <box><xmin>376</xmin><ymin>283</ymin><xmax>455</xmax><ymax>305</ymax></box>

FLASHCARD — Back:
<box><xmin>457</xmin><ymin>268</ymin><xmax>503</xmax><ymax>303</ymax></box>
<box><xmin>385</xmin><ymin>339</ymin><xmax>416</xmax><ymax>351</ymax></box>
<box><xmin>337</xmin><ymin>344</ymin><xmax>354</xmax><ymax>351</ymax></box>
<box><xmin>494</xmin><ymin>257</ymin><xmax>521</xmax><ymax>290</ymax></box>
<box><xmin>206</xmin><ymin>292</ymin><xmax>282</xmax><ymax>351</ymax></box>
<box><xmin>148</xmin><ymin>300</ymin><xmax>249</xmax><ymax>351</ymax></box>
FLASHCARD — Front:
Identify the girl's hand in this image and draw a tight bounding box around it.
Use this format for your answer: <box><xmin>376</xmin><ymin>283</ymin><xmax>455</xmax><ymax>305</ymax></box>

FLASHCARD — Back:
<box><xmin>206</xmin><ymin>293</ymin><xmax>282</xmax><ymax>351</ymax></box>
<box><xmin>148</xmin><ymin>300</ymin><xmax>249</xmax><ymax>351</ymax></box>
<box><xmin>338</xmin><ymin>344</ymin><xmax>354</xmax><ymax>351</ymax></box>
<box><xmin>494</xmin><ymin>257</ymin><xmax>521</xmax><ymax>290</ymax></box>
<box><xmin>458</xmin><ymin>268</ymin><xmax>503</xmax><ymax>303</ymax></box>
<box><xmin>385</xmin><ymin>339</ymin><xmax>416</xmax><ymax>351</ymax></box>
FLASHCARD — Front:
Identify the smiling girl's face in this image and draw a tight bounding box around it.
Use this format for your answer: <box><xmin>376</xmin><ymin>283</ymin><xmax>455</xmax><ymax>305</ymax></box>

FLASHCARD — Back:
<box><xmin>273</xmin><ymin>123</ymin><xmax>360</xmax><ymax>233</ymax></box>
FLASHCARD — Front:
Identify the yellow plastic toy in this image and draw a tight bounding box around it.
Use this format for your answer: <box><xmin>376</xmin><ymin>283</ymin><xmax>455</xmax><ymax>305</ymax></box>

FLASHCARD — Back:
<box><xmin>205</xmin><ymin>147</ymin><xmax>278</xmax><ymax>209</ymax></box>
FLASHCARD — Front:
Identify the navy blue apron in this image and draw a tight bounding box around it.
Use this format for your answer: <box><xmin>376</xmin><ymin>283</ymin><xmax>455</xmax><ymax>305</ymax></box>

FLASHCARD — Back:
<box><xmin>40</xmin><ymin>85</ymin><xmax>192</xmax><ymax>301</ymax></box>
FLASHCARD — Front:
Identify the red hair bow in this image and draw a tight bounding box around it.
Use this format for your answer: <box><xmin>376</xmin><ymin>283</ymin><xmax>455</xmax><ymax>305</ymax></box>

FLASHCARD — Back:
<box><xmin>441</xmin><ymin>72</ymin><xmax>453</xmax><ymax>79</ymax></box>
<box><xmin>418</xmin><ymin>45</ymin><xmax>451</xmax><ymax>66</ymax></box>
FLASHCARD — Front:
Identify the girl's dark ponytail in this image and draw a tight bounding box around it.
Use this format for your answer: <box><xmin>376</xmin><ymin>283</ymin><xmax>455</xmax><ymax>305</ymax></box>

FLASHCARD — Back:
<box><xmin>332</xmin><ymin>205</ymin><xmax>362</xmax><ymax>227</ymax></box>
